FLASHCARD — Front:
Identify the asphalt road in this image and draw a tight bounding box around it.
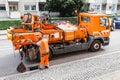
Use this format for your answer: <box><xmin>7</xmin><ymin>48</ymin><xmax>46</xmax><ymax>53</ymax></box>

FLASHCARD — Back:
<box><xmin>0</xmin><ymin>29</ymin><xmax>120</xmax><ymax>77</ymax></box>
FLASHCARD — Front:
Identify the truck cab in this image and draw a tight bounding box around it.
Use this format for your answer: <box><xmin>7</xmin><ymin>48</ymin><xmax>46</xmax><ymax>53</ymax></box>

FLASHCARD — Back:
<box><xmin>79</xmin><ymin>13</ymin><xmax>110</xmax><ymax>38</ymax></box>
<box><xmin>78</xmin><ymin>13</ymin><xmax>110</xmax><ymax>47</ymax></box>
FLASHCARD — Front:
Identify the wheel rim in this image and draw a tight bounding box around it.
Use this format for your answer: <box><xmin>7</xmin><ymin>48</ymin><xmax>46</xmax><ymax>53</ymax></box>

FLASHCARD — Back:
<box><xmin>94</xmin><ymin>43</ymin><xmax>100</xmax><ymax>50</ymax></box>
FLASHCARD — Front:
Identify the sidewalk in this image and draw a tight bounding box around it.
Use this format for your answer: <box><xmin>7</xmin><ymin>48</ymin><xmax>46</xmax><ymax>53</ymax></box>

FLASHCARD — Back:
<box><xmin>90</xmin><ymin>70</ymin><xmax>120</xmax><ymax>80</ymax></box>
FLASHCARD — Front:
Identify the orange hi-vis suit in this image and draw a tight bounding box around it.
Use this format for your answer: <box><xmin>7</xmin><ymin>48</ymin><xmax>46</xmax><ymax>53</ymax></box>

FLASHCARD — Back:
<box><xmin>38</xmin><ymin>39</ymin><xmax>49</xmax><ymax>68</ymax></box>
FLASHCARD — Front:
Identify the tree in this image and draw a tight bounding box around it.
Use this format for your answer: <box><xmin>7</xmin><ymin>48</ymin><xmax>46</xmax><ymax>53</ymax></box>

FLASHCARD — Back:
<box><xmin>45</xmin><ymin>0</ymin><xmax>88</xmax><ymax>17</ymax></box>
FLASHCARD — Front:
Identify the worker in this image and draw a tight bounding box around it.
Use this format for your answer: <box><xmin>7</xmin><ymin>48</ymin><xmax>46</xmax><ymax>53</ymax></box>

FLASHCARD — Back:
<box><xmin>29</xmin><ymin>35</ymin><xmax>49</xmax><ymax>69</ymax></box>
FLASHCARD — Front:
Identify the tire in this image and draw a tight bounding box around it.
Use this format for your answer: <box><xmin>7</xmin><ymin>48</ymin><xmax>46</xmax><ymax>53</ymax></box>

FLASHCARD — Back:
<box><xmin>89</xmin><ymin>40</ymin><xmax>101</xmax><ymax>52</ymax></box>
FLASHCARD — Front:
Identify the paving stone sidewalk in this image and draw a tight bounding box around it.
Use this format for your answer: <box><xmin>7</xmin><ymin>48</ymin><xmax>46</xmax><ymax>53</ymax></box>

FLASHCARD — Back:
<box><xmin>90</xmin><ymin>70</ymin><xmax>120</xmax><ymax>80</ymax></box>
<box><xmin>0</xmin><ymin>50</ymin><xmax>120</xmax><ymax>80</ymax></box>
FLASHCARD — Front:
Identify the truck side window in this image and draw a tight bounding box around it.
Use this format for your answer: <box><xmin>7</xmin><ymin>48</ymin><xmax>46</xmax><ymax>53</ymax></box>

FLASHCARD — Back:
<box><xmin>100</xmin><ymin>17</ymin><xmax>107</xmax><ymax>26</ymax></box>
<box><xmin>81</xmin><ymin>16</ymin><xmax>90</xmax><ymax>22</ymax></box>
<box><xmin>100</xmin><ymin>17</ymin><xmax>109</xmax><ymax>29</ymax></box>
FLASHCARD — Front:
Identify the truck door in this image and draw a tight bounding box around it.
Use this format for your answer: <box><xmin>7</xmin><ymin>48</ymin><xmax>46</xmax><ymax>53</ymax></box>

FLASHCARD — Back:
<box><xmin>99</xmin><ymin>17</ymin><xmax>110</xmax><ymax>37</ymax></box>
<box><xmin>100</xmin><ymin>17</ymin><xmax>110</xmax><ymax>30</ymax></box>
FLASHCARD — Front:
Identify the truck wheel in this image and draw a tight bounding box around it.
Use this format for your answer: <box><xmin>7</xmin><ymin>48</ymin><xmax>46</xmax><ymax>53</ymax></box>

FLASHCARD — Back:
<box><xmin>90</xmin><ymin>40</ymin><xmax>101</xmax><ymax>52</ymax></box>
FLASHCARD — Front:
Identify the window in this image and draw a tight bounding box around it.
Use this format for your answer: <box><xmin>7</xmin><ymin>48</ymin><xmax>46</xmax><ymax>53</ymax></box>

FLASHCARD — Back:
<box><xmin>102</xmin><ymin>4</ymin><xmax>106</xmax><ymax>10</ymax></box>
<box><xmin>92</xmin><ymin>5</ymin><xmax>100</xmax><ymax>10</ymax></box>
<box><xmin>9</xmin><ymin>5</ymin><xmax>18</xmax><ymax>11</ymax></box>
<box><xmin>81</xmin><ymin>16</ymin><xmax>90</xmax><ymax>22</ymax></box>
<box><xmin>9</xmin><ymin>2</ymin><xmax>18</xmax><ymax>11</ymax></box>
<box><xmin>24</xmin><ymin>5</ymin><xmax>36</xmax><ymax>11</ymax></box>
<box><xmin>0</xmin><ymin>4</ymin><xmax>6</xmax><ymax>11</ymax></box>
<box><xmin>117</xmin><ymin>4</ymin><xmax>120</xmax><ymax>10</ymax></box>
<box><xmin>100</xmin><ymin>17</ymin><xmax>108</xmax><ymax>27</ymax></box>
<box><xmin>109</xmin><ymin>4</ymin><xmax>115</xmax><ymax>11</ymax></box>
<box><xmin>31</xmin><ymin>5</ymin><xmax>36</xmax><ymax>10</ymax></box>
<box><xmin>112</xmin><ymin>4</ymin><xmax>115</xmax><ymax>11</ymax></box>
<box><xmin>24</xmin><ymin>5</ymin><xmax>30</xmax><ymax>10</ymax></box>
<box><xmin>0</xmin><ymin>6</ymin><xmax>6</xmax><ymax>10</ymax></box>
<box><xmin>39</xmin><ymin>3</ymin><xmax>45</xmax><ymax>11</ymax></box>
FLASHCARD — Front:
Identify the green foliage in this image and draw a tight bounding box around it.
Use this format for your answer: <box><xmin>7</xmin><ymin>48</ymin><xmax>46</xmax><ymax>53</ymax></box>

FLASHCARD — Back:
<box><xmin>51</xmin><ymin>17</ymin><xmax>77</xmax><ymax>24</ymax></box>
<box><xmin>45</xmin><ymin>0</ymin><xmax>88</xmax><ymax>17</ymax></box>
<box><xmin>0</xmin><ymin>20</ymin><xmax>21</xmax><ymax>30</ymax></box>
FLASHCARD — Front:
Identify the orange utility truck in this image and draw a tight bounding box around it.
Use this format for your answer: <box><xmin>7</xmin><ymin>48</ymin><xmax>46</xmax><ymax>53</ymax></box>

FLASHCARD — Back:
<box><xmin>7</xmin><ymin>12</ymin><xmax>110</xmax><ymax>61</ymax></box>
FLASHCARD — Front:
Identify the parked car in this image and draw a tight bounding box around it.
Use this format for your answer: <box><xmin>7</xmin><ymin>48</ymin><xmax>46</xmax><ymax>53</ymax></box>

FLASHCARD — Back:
<box><xmin>111</xmin><ymin>13</ymin><xmax>120</xmax><ymax>30</ymax></box>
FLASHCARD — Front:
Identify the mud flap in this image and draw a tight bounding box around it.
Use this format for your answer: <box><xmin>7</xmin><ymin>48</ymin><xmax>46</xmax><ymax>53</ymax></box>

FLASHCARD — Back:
<box><xmin>17</xmin><ymin>62</ymin><xmax>26</xmax><ymax>73</ymax></box>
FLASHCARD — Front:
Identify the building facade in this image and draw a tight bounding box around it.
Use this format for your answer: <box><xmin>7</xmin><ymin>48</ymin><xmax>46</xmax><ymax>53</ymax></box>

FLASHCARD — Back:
<box><xmin>0</xmin><ymin>0</ymin><xmax>46</xmax><ymax>18</ymax></box>
<box><xmin>1</xmin><ymin>0</ymin><xmax>120</xmax><ymax>18</ymax></box>
<box><xmin>86</xmin><ymin>0</ymin><xmax>120</xmax><ymax>14</ymax></box>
